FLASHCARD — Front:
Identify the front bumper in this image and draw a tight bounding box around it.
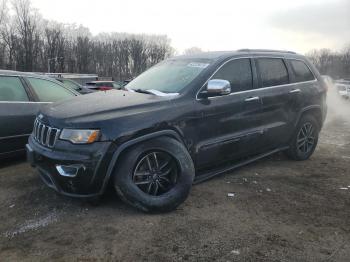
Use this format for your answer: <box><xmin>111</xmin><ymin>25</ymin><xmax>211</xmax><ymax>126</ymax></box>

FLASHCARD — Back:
<box><xmin>27</xmin><ymin>135</ymin><xmax>117</xmax><ymax>198</ymax></box>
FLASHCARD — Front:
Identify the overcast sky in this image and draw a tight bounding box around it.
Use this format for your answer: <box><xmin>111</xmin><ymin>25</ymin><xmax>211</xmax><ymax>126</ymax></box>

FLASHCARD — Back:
<box><xmin>31</xmin><ymin>0</ymin><xmax>350</xmax><ymax>54</ymax></box>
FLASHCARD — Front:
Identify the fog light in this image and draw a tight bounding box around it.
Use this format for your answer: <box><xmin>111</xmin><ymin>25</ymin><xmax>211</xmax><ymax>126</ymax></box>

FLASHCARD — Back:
<box><xmin>56</xmin><ymin>164</ymin><xmax>85</xmax><ymax>177</ymax></box>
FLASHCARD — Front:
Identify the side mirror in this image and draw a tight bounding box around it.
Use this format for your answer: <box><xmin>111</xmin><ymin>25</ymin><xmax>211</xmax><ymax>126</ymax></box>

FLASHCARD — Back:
<box><xmin>205</xmin><ymin>79</ymin><xmax>231</xmax><ymax>97</ymax></box>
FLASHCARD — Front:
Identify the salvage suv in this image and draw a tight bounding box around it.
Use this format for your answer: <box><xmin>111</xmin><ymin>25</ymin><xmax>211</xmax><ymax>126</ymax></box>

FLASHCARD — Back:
<box><xmin>27</xmin><ymin>49</ymin><xmax>327</xmax><ymax>212</ymax></box>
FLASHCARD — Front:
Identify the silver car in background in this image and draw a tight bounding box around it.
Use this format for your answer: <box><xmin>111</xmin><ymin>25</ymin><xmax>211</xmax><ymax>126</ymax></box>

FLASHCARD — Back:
<box><xmin>335</xmin><ymin>79</ymin><xmax>350</xmax><ymax>99</ymax></box>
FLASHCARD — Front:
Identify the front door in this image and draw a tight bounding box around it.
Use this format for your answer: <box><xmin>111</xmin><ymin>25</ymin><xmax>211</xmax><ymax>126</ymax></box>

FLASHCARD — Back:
<box><xmin>194</xmin><ymin>58</ymin><xmax>264</xmax><ymax>169</ymax></box>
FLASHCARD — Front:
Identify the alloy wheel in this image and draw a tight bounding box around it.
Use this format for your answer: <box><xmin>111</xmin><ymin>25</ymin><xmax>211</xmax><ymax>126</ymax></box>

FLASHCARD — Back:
<box><xmin>297</xmin><ymin>122</ymin><xmax>315</xmax><ymax>154</ymax></box>
<box><xmin>132</xmin><ymin>151</ymin><xmax>178</xmax><ymax>196</ymax></box>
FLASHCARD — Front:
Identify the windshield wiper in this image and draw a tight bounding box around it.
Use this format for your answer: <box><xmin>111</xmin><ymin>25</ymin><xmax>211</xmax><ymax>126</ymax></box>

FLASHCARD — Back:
<box><xmin>131</xmin><ymin>89</ymin><xmax>155</xmax><ymax>95</ymax></box>
<box><xmin>128</xmin><ymin>88</ymin><xmax>179</xmax><ymax>97</ymax></box>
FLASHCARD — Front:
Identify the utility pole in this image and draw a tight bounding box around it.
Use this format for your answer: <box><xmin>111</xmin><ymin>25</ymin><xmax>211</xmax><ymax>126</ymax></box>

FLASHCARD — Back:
<box><xmin>47</xmin><ymin>57</ymin><xmax>63</xmax><ymax>73</ymax></box>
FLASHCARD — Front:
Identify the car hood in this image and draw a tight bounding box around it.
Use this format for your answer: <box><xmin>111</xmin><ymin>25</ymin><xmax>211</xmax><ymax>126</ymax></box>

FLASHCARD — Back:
<box><xmin>41</xmin><ymin>90</ymin><xmax>174</xmax><ymax>126</ymax></box>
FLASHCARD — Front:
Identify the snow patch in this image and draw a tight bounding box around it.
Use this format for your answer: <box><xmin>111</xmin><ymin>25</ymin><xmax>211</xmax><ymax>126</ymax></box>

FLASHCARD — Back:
<box><xmin>3</xmin><ymin>211</ymin><xmax>59</xmax><ymax>239</ymax></box>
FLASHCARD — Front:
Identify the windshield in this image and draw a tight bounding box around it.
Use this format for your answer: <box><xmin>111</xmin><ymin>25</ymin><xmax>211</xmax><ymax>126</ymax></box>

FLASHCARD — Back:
<box><xmin>126</xmin><ymin>58</ymin><xmax>212</xmax><ymax>93</ymax></box>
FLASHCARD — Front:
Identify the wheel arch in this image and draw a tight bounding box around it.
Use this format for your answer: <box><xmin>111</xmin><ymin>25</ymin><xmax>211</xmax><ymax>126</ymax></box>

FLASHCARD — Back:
<box><xmin>295</xmin><ymin>105</ymin><xmax>323</xmax><ymax>129</ymax></box>
<box><xmin>99</xmin><ymin>130</ymin><xmax>186</xmax><ymax>194</ymax></box>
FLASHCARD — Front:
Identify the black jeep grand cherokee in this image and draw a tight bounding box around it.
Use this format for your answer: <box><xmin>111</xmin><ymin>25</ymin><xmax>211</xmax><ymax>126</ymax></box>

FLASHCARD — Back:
<box><xmin>27</xmin><ymin>49</ymin><xmax>327</xmax><ymax>212</ymax></box>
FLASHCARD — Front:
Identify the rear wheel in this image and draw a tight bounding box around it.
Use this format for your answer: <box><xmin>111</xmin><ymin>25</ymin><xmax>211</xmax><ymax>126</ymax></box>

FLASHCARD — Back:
<box><xmin>113</xmin><ymin>137</ymin><xmax>195</xmax><ymax>213</ymax></box>
<box><xmin>285</xmin><ymin>114</ymin><xmax>319</xmax><ymax>161</ymax></box>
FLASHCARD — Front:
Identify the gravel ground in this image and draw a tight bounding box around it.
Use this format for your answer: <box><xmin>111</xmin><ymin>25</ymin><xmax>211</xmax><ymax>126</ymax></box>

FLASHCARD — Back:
<box><xmin>0</xmin><ymin>89</ymin><xmax>349</xmax><ymax>262</ymax></box>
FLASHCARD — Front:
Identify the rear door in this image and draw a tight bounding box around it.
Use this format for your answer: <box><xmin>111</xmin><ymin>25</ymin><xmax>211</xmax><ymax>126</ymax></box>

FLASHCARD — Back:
<box><xmin>254</xmin><ymin>57</ymin><xmax>296</xmax><ymax>150</ymax></box>
<box><xmin>287</xmin><ymin>59</ymin><xmax>318</xmax><ymax>108</ymax></box>
<box><xmin>0</xmin><ymin>75</ymin><xmax>40</xmax><ymax>156</ymax></box>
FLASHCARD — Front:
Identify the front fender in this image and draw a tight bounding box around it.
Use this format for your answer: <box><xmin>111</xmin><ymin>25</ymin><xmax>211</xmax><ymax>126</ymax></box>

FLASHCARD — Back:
<box><xmin>99</xmin><ymin>130</ymin><xmax>184</xmax><ymax>194</ymax></box>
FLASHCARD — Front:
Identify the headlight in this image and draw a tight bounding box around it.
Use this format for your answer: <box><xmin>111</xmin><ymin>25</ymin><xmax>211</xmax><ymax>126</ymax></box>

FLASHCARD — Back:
<box><xmin>59</xmin><ymin>129</ymin><xmax>100</xmax><ymax>144</ymax></box>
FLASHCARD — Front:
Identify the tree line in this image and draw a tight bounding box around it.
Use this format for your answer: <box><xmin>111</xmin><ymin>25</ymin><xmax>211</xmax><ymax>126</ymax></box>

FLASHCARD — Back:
<box><xmin>0</xmin><ymin>0</ymin><xmax>173</xmax><ymax>81</ymax></box>
<box><xmin>306</xmin><ymin>46</ymin><xmax>350</xmax><ymax>80</ymax></box>
<box><xmin>1</xmin><ymin>0</ymin><xmax>349</xmax><ymax>81</ymax></box>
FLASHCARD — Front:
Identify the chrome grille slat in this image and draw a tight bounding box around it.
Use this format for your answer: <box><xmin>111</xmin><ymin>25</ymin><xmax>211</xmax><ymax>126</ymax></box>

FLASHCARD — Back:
<box><xmin>54</xmin><ymin>130</ymin><xmax>60</xmax><ymax>146</ymax></box>
<box><xmin>40</xmin><ymin>125</ymin><xmax>46</xmax><ymax>144</ymax></box>
<box><xmin>46</xmin><ymin>128</ymin><xmax>52</xmax><ymax>145</ymax></box>
<box><xmin>35</xmin><ymin>121</ymin><xmax>40</xmax><ymax>140</ymax></box>
<box><xmin>33</xmin><ymin>119</ymin><xmax>37</xmax><ymax>138</ymax></box>
<box><xmin>32</xmin><ymin>117</ymin><xmax>60</xmax><ymax>148</ymax></box>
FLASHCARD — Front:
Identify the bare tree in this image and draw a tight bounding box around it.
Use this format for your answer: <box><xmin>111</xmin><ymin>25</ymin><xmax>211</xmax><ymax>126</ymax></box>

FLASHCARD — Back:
<box><xmin>0</xmin><ymin>17</ymin><xmax>18</xmax><ymax>69</ymax></box>
<box><xmin>183</xmin><ymin>47</ymin><xmax>203</xmax><ymax>55</ymax></box>
<box><xmin>307</xmin><ymin>48</ymin><xmax>350</xmax><ymax>79</ymax></box>
<box><xmin>0</xmin><ymin>0</ymin><xmax>8</xmax><ymax>68</ymax></box>
<box><xmin>0</xmin><ymin>0</ymin><xmax>7</xmax><ymax>25</ymax></box>
<box><xmin>45</xmin><ymin>25</ymin><xmax>65</xmax><ymax>72</ymax></box>
<box><xmin>12</xmin><ymin>0</ymin><xmax>40</xmax><ymax>71</ymax></box>
<box><xmin>0</xmin><ymin>0</ymin><xmax>174</xmax><ymax>80</ymax></box>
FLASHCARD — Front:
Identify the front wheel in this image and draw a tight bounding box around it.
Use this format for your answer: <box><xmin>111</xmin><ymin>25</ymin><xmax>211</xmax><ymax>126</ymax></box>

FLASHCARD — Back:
<box><xmin>285</xmin><ymin>115</ymin><xmax>319</xmax><ymax>161</ymax></box>
<box><xmin>113</xmin><ymin>137</ymin><xmax>195</xmax><ymax>213</ymax></box>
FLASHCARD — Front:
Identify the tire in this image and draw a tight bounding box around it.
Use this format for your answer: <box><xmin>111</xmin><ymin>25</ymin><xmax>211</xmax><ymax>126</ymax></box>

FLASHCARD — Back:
<box><xmin>113</xmin><ymin>137</ymin><xmax>195</xmax><ymax>213</ymax></box>
<box><xmin>285</xmin><ymin>114</ymin><xmax>319</xmax><ymax>161</ymax></box>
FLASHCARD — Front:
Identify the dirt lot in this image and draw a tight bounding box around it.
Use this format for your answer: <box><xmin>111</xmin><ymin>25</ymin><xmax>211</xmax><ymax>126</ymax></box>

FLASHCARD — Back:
<box><xmin>1</xmin><ymin>90</ymin><xmax>350</xmax><ymax>262</ymax></box>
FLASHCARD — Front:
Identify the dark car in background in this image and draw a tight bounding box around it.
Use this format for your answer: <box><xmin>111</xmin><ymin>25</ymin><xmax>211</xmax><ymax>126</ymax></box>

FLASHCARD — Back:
<box><xmin>55</xmin><ymin>78</ymin><xmax>93</xmax><ymax>94</ymax></box>
<box><xmin>27</xmin><ymin>50</ymin><xmax>327</xmax><ymax>212</ymax></box>
<box><xmin>0</xmin><ymin>70</ymin><xmax>78</xmax><ymax>159</ymax></box>
<box><xmin>85</xmin><ymin>81</ymin><xmax>122</xmax><ymax>91</ymax></box>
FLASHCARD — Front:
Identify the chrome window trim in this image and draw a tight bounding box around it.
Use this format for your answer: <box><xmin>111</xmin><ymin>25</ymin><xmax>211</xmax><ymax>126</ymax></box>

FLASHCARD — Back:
<box><xmin>196</xmin><ymin>55</ymin><xmax>318</xmax><ymax>101</ymax></box>
<box><xmin>198</xmin><ymin>80</ymin><xmax>317</xmax><ymax>100</ymax></box>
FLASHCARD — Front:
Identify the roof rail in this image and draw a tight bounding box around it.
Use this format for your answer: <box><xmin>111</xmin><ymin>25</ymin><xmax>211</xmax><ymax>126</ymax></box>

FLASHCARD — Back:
<box><xmin>237</xmin><ymin>49</ymin><xmax>296</xmax><ymax>54</ymax></box>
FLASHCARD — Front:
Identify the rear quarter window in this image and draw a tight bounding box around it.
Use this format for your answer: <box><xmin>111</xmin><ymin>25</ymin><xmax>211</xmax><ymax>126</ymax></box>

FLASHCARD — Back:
<box><xmin>289</xmin><ymin>60</ymin><xmax>315</xmax><ymax>83</ymax></box>
<box><xmin>256</xmin><ymin>58</ymin><xmax>289</xmax><ymax>87</ymax></box>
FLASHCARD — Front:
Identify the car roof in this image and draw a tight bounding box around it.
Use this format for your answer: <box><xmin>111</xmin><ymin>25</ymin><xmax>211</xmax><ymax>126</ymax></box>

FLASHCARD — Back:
<box><xmin>174</xmin><ymin>49</ymin><xmax>303</xmax><ymax>62</ymax></box>
<box><xmin>0</xmin><ymin>69</ymin><xmax>80</xmax><ymax>95</ymax></box>
<box><xmin>0</xmin><ymin>69</ymin><xmax>58</xmax><ymax>81</ymax></box>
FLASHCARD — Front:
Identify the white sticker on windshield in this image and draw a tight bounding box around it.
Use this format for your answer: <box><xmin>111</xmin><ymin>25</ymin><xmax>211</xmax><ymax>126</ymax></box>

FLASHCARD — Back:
<box><xmin>187</xmin><ymin>62</ymin><xmax>209</xmax><ymax>68</ymax></box>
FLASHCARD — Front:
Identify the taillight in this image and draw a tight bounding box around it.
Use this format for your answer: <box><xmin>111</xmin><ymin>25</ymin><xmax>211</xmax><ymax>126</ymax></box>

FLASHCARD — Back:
<box><xmin>98</xmin><ymin>86</ymin><xmax>112</xmax><ymax>91</ymax></box>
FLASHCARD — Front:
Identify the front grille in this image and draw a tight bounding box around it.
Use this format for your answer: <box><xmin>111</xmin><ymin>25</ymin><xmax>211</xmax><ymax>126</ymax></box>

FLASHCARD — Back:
<box><xmin>33</xmin><ymin>118</ymin><xmax>60</xmax><ymax>148</ymax></box>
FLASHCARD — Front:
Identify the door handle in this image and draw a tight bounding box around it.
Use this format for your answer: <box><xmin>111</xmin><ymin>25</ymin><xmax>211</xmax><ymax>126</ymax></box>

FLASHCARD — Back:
<box><xmin>289</xmin><ymin>88</ymin><xmax>301</xmax><ymax>94</ymax></box>
<box><xmin>244</xmin><ymin>96</ymin><xmax>260</xmax><ymax>102</ymax></box>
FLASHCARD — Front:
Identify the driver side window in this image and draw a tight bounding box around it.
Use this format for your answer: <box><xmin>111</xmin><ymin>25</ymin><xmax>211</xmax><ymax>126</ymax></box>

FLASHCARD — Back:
<box><xmin>212</xmin><ymin>58</ymin><xmax>253</xmax><ymax>92</ymax></box>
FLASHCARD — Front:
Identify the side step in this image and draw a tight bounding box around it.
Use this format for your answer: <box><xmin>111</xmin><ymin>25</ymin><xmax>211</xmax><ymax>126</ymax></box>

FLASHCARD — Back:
<box><xmin>193</xmin><ymin>147</ymin><xmax>288</xmax><ymax>184</ymax></box>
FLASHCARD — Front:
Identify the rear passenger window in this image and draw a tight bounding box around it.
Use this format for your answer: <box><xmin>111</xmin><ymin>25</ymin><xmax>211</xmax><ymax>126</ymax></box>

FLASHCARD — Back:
<box><xmin>0</xmin><ymin>76</ymin><xmax>29</xmax><ymax>101</ymax></box>
<box><xmin>289</xmin><ymin>60</ymin><xmax>315</xmax><ymax>83</ymax></box>
<box><xmin>27</xmin><ymin>77</ymin><xmax>75</xmax><ymax>102</ymax></box>
<box><xmin>212</xmin><ymin>58</ymin><xmax>253</xmax><ymax>92</ymax></box>
<box><xmin>256</xmin><ymin>58</ymin><xmax>289</xmax><ymax>87</ymax></box>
